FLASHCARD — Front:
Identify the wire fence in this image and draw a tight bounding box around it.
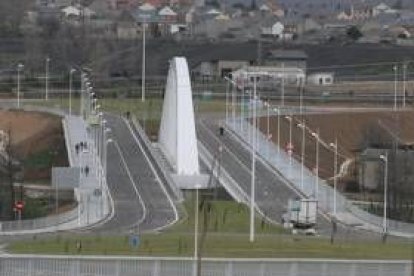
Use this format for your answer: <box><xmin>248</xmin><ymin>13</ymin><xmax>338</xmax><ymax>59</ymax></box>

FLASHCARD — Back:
<box><xmin>0</xmin><ymin>255</ymin><xmax>410</xmax><ymax>276</ymax></box>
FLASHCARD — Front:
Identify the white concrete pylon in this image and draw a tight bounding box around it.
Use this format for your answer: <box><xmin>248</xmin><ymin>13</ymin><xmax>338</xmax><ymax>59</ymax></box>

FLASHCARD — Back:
<box><xmin>159</xmin><ymin>57</ymin><xmax>200</xmax><ymax>176</ymax></box>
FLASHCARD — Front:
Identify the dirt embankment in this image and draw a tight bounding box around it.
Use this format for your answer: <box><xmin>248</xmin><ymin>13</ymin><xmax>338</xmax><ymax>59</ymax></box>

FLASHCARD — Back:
<box><xmin>0</xmin><ymin>110</ymin><xmax>68</xmax><ymax>181</ymax></box>
<box><xmin>259</xmin><ymin>110</ymin><xmax>414</xmax><ymax>189</ymax></box>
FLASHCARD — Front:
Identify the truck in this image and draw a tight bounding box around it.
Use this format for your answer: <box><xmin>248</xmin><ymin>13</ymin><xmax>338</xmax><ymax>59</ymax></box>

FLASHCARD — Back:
<box><xmin>284</xmin><ymin>198</ymin><xmax>318</xmax><ymax>230</ymax></box>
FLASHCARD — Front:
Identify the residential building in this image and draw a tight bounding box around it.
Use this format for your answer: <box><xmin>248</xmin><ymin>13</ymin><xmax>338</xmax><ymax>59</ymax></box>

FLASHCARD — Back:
<box><xmin>264</xmin><ymin>49</ymin><xmax>308</xmax><ymax>69</ymax></box>
<box><xmin>307</xmin><ymin>72</ymin><xmax>334</xmax><ymax>85</ymax></box>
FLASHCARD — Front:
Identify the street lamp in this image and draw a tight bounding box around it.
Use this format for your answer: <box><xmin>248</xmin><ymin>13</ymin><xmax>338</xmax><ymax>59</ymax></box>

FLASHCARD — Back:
<box><xmin>17</xmin><ymin>63</ymin><xmax>24</xmax><ymax>109</ymax></box>
<box><xmin>281</xmin><ymin>62</ymin><xmax>285</xmax><ymax>106</ymax></box>
<box><xmin>402</xmin><ymin>62</ymin><xmax>408</xmax><ymax>108</ymax></box>
<box><xmin>45</xmin><ymin>57</ymin><xmax>50</xmax><ymax>101</ymax></box>
<box><xmin>69</xmin><ymin>68</ymin><xmax>76</xmax><ymax>116</ymax></box>
<box><xmin>224</xmin><ymin>76</ymin><xmax>237</xmax><ymax>125</ymax></box>
<box><xmin>379</xmin><ymin>153</ymin><xmax>388</xmax><ymax>235</ymax></box>
<box><xmin>273</xmin><ymin>107</ymin><xmax>280</xmax><ymax>153</ymax></box>
<box><xmin>393</xmin><ymin>65</ymin><xmax>398</xmax><ymax>111</ymax></box>
<box><xmin>285</xmin><ymin>115</ymin><xmax>293</xmax><ymax>175</ymax></box>
<box><xmin>142</xmin><ymin>21</ymin><xmax>147</xmax><ymax>102</ymax></box>
<box><xmin>249</xmin><ymin>75</ymin><xmax>258</xmax><ymax>243</ymax></box>
<box><xmin>297</xmin><ymin>121</ymin><xmax>306</xmax><ymax>191</ymax></box>
<box><xmin>311</xmin><ymin>129</ymin><xmax>320</xmax><ymax>200</ymax></box>
<box><xmin>329</xmin><ymin>138</ymin><xmax>338</xmax><ymax>216</ymax></box>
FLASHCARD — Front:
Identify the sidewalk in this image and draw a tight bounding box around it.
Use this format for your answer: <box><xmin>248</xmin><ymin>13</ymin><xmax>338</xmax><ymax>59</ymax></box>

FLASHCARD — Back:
<box><xmin>0</xmin><ymin>115</ymin><xmax>111</xmax><ymax>235</ymax></box>
<box><xmin>226</xmin><ymin>115</ymin><xmax>414</xmax><ymax>238</ymax></box>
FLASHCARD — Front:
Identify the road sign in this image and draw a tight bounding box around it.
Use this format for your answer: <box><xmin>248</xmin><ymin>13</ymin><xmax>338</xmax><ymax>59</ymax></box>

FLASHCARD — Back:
<box><xmin>290</xmin><ymin>200</ymin><xmax>301</xmax><ymax>212</ymax></box>
<box><xmin>14</xmin><ymin>201</ymin><xmax>24</xmax><ymax>211</ymax></box>
<box><xmin>129</xmin><ymin>235</ymin><xmax>140</xmax><ymax>248</ymax></box>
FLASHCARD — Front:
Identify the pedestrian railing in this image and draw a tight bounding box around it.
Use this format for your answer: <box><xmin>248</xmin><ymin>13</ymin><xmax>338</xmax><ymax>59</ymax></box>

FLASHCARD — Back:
<box><xmin>0</xmin><ymin>255</ymin><xmax>410</xmax><ymax>276</ymax></box>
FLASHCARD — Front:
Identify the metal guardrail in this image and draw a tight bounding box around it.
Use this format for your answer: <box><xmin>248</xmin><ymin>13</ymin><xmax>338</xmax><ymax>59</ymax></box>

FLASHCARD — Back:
<box><xmin>226</xmin><ymin>117</ymin><xmax>414</xmax><ymax>236</ymax></box>
<box><xmin>130</xmin><ymin>115</ymin><xmax>183</xmax><ymax>202</ymax></box>
<box><xmin>347</xmin><ymin>204</ymin><xmax>414</xmax><ymax>235</ymax></box>
<box><xmin>0</xmin><ymin>255</ymin><xmax>410</xmax><ymax>276</ymax></box>
<box><xmin>197</xmin><ymin>141</ymin><xmax>249</xmax><ymax>205</ymax></box>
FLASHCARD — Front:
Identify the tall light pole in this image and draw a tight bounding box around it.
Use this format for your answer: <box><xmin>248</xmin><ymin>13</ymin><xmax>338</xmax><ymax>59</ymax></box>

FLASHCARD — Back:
<box><xmin>393</xmin><ymin>65</ymin><xmax>398</xmax><ymax>111</ymax></box>
<box><xmin>403</xmin><ymin>62</ymin><xmax>407</xmax><ymax>108</ymax></box>
<box><xmin>329</xmin><ymin>138</ymin><xmax>338</xmax><ymax>216</ymax></box>
<box><xmin>103</xmin><ymin>128</ymin><xmax>111</xmax><ymax>176</ymax></box>
<box><xmin>141</xmin><ymin>21</ymin><xmax>146</xmax><ymax>102</ymax></box>
<box><xmin>311</xmin><ymin>129</ymin><xmax>320</xmax><ymax>200</ymax></box>
<box><xmin>297</xmin><ymin>120</ymin><xmax>306</xmax><ymax>190</ymax></box>
<box><xmin>281</xmin><ymin>62</ymin><xmax>285</xmax><ymax>106</ymax></box>
<box><xmin>299</xmin><ymin>78</ymin><xmax>304</xmax><ymax>116</ymax></box>
<box><xmin>194</xmin><ymin>186</ymin><xmax>200</xmax><ymax>266</ymax></box>
<box><xmin>273</xmin><ymin>107</ymin><xmax>280</xmax><ymax>153</ymax></box>
<box><xmin>379</xmin><ymin>153</ymin><xmax>388</xmax><ymax>235</ymax></box>
<box><xmin>266</xmin><ymin>100</ymin><xmax>270</xmax><ymax>140</ymax></box>
<box><xmin>250</xmin><ymin>76</ymin><xmax>257</xmax><ymax>243</ymax></box>
<box><xmin>17</xmin><ymin>63</ymin><xmax>24</xmax><ymax>109</ymax></box>
<box><xmin>69</xmin><ymin>68</ymin><xmax>76</xmax><ymax>116</ymax></box>
<box><xmin>224</xmin><ymin>76</ymin><xmax>237</xmax><ymax>124</ymax></box>
<box><xmin>45</xmin><ymin>57</ymin><xmax>50</xmax><ymax>101</ymax></box>
<box><xmin>285</xmin><ymin>115</ymin><xmax>293</xmax><ymax>175</ymax></box>
<box><xmin>225</xmin><ymin>77</ymin><xmax>229</xmax><ymax>122</ymax></box>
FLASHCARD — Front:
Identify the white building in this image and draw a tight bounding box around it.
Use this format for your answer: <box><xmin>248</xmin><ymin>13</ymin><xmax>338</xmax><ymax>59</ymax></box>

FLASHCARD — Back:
<box><xmin>231</xmin><ymin>66</ymin><xmax>306</xmax><ymax>89</ymax></box>
<box><xmin>307</xmin><ymin>72</ymin><xmax>334</xmax><ymax>86</ymax></box>
<box><xmin>261</xmin><ymin>22</ymin><xmax>284</xmax><ymax>37</ymax></box>
<box><xmin>61</xmin><ymin>5</ymin><xmax>96</xmax><ymax>18</ymax></box>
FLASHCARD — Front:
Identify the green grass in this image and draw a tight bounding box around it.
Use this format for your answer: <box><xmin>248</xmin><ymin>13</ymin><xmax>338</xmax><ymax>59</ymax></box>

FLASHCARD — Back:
<box><xmin>7</xmin><ymin>199</ymin><xmax>413</xmax><ymax>259</ymax></box>
<box><xmin>9</xmin><ymin>231</ymin><xmax>412</xmax><ymax>259</ymax></box>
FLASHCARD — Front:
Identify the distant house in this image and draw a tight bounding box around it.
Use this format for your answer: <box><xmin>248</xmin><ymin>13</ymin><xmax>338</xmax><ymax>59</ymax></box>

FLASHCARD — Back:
<box><xmin>372</xmin><ymin>3</ymin><xmax>397</xmax><ymax>17</ymax></box>
<box><xmin>107</xmin><ymin>0</ymin><xmax>140</xmax><ymax>10</ymax></box>
<box><xmin>61</xmin><ymin>5</ymin><xmax>96</xmax><ymax>18</ymax></box>
<box><xmin>261</xmin><ymin>21</ymin><xmax>284</xmax><ymax>37</ymax></box>
<box><xmin>231</xmin><ymin>66</ymin><xmax>306</xmax><ymax>88</ymax></box>
<box><xmin>264</xmin><ymin>49</ymin><xmax>308</xmax><ymax>69</ymax></box>
<box><xmin>307</xmin><ymin>72</ymin><xmax>334</xmax><ymax>85</ymax></box>
<box><xmin>192</xmin><ymin>60</ymin><xmax>251</xmax><ymax>80</ymax></box>
<box><xmin>158</xmin><ymin>6</ymin><xmax>178</xmax><ymax>22</ymax></box>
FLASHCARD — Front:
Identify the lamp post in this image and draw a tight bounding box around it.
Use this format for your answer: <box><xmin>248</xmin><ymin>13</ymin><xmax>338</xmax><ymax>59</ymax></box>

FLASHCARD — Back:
<box><xmin>69</xmin><ymin>68</ymin><xmax>76</xmax><ymax>116</ymax></box>
<box><xmin>285</xmin><ymin>115</ymin><xmax>293</xmax><ymax>176</ymax></box>
<box><xmin>17</xmin><ymin>63</ymin><xmax>24</xmax><ymax>109</ymax></box>
<box><xmin>297</xmin><ymin>120</ymin><xmax>306</xmax><ymax>191</ymax></box>
<box><xmin>142</xmin><ymin>21</ymin><xmax>146</xmax><ymax>102</ymax></box>
<box><xmin>403</xmin><ymin>62</ymin><xmax>407</xmax><ymax>108</ymax></box>
<box><xmin>103</xmin><ymin>129</ymin><xmax>112</xmax><ymax>177</ymax></box>
<box><xmin>379</xmin><ymin>153</ymin><xmax>388</xmax><ymax>235</ymax></box>
<box><xmin>393</xmin><ymin>65</ymin><xmax>398</xmax><ymax>111</ymax></box>
<box><xmin>45</xmin><ymin>57</ymin><xmax>50</xmax><ymax>101</ymax></box>
<box><xmin>224</xmin><ymin>76</ymin><xmax>237</xmax><ymax>125</ymax></box>
<box><xmin>281</xmin><ymin>62</ymin><xmax>285</xmax><ymax>106</ymax></box>
<box><xmin>311</xmin><ymin>129</ymin><xmax>320</xmax><ymax>200</ymax></box>
<box><xmin>249</xmin><ymin>75</ymin><xmax>257</xmax><ymax>243</ymax></box>
<box><xmin>273</xmin><ymin>107</ymin><xmax>280</xmax><ymax>153</ymax></box>
<box><xmin>329</xmin><ymin>138</ymin><xmax>338</xmax><ymax>216</ymax></box>
<box><xmin>194</xmin><ymin>186</ymin><xmax>200</xmax><ymax>268</ymax></box>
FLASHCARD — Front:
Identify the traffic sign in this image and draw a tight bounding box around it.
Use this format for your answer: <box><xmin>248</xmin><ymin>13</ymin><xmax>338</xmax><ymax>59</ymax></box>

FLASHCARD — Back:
<box><xmin>14</xmin><ymin>201</ymin><xmax>24</xmax><ymax>210</ymax></box>
<box><xmin>129</xmin><ymin>235</ymin><xmax>140</xmax><ymax>248</ymax></box>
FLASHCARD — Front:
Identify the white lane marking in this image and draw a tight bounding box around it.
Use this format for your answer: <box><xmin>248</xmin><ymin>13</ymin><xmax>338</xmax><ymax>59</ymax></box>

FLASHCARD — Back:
<box><xmin>124</xmin><ymin>118</ymin><xmax>179</xmax><ymax>231</ymax></box>
<box><xmin>198</xmin><ymin>120</ymin><xmax>284</xmax><ymax>225</ymax></box>
<box><xmin>198</xmin><ymin>120</ymin><xmax>253</xmax><ymax>177</ymax></box>
<box><xmin>113</xmin><ymin>140</ymin><xmax>147</xmax><ymax>226</ymax></box>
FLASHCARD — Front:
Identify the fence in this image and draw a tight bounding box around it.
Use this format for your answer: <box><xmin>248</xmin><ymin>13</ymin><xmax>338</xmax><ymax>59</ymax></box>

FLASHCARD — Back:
<box><xmin>0</xmin><ymin>255</ymin><xmax>410</xmax><ymax>276</ymax></box>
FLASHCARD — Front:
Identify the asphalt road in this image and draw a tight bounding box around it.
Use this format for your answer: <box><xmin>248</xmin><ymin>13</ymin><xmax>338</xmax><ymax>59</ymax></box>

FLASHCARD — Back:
<box><xmin>95</xmin><ymin>114</ymin><xmax>177</xmax><ymax>233</ymax></box>
<box><xmin>196</xmin><ymin>118</ymin><xmax>390</xmax><ymax>239</ymax></box>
